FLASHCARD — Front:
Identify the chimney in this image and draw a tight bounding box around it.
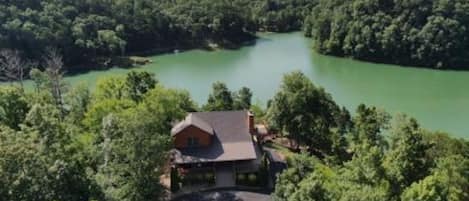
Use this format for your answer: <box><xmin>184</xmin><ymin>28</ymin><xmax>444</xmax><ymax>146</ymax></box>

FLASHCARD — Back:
<box><xmin>248</xmin><ymin>111</ymin><xmax>255</xmax><ymax>134</ymax></box>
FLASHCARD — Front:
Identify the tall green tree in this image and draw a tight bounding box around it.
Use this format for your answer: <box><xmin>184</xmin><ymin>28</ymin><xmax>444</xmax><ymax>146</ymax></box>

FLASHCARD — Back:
<box><xmin>0</xmin><ymin>104</ymin><xmax>101</xmax><ymax>201</ymax></box>
<box><xmin>401</xmin><ymin>155</ymin><xmax>469</xmax><ymax>201</ymax></box>
<box><xmin>289</xmin><ymin>171</ymin><xmax>331</xmax><ymax>201</ymax></box>
<box><xmin>125</xmin><ymin>71</ymin><xmax>158</xmax><ymax>102</ymax></box>
<box><xmin>383</xmin><ymin>115</ymin><xmax>432</xmax><ymax>196</ymax></box>
<box><xmin>267</xmin><ymin>71</ymin><xmax>344</xmax><ymax>155</ymax></box>
<box><xmin>349</xmin><ymin>104</ymin><xmax>390</xmax><ymax>151</ymax></box>
<box><xmin>341</xmin><ymin>143</ymin><xmax>387</xmax><ymax>186</ymax></box>
<box><xmin>65</xmin><ymin>83</ymin><xmax>91</xmax><ymax>125</ymax></box>
<box><xmin>0</xmin><ymin>87</ymin><xmax>29</xmax><ymax>129</ymax></box>
<box><xmin>94</xmin><ymin>75</ymin><xmax>127</xmax><ymax>101</ymax></box>
<box><xmin>95</xmin><ymin>86</ymin><xmax>189</xmax><ymax>201</ymax></box>
<box><xmin>233</xmin><ymin>86</ymin><xmax>253</xmax><ymax>110</ymax></box>
<box><xmin>272</xmin><ymin>153</ymin><xmax>318</xmax><ymax>201</ymax></box>
<box><xmin>204</xmin><ymin>81</ymin><xmax>234</xmax><ymax>111</ymax></box>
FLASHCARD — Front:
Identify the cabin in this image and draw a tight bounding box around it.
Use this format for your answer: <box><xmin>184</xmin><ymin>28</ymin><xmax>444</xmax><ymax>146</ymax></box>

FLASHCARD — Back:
<box><xmin>170</xmin><ymin>110</ymin><xmax>262</xmax><ymax>188</ymax></box>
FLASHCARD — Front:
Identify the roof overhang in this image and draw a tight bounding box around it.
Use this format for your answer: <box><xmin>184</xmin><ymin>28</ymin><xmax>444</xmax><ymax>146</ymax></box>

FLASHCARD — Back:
<box><xmin>171</xmin><ymin>113</ymin><xmax>214</xmax><ymax>136</ymax></box>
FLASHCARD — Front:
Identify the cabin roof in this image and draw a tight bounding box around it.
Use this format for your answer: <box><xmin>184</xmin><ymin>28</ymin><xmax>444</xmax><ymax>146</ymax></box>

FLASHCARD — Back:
<box><xmin>171</xmin><ymin>113</ymin><xmax>214</xmax><ymax>136</ymax></box>
<box><xmin>171</xmin><ymin>110</ymin><xmax>257</xmax><ymax>164</ymax></box>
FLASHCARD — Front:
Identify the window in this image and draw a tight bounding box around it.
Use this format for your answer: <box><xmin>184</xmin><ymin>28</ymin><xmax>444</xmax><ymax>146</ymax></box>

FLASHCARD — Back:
<box><xmin>187</xmin><ymin>137</ymin><xmax>199</xmax><ymax>147</ymax></box>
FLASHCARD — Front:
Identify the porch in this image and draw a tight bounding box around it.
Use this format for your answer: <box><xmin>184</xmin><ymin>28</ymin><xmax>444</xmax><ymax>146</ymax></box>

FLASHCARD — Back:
<box><xmin>171</xmin><ymin>158</ymin><xmax>264</xmax><ymax>192</ymax></box>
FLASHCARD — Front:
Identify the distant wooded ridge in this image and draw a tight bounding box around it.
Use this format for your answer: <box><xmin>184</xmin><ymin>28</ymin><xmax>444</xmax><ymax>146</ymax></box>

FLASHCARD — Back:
<box><xmin>1</xmin><ymin>0</ymin><xmax>469</xmax><ymax>72</ymax></box>
<box><xmin>304</xmin><ymin>0</ymin><xmax>469</xmax><ymax>70</ymax></box>
<box><xmin>0</xmin><ymin>0</ymin><xmax>314</xmax><ymax>71</ymax></box>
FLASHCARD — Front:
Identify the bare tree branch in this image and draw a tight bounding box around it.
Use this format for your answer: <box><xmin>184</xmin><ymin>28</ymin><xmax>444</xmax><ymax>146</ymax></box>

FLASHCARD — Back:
<box><xmin>43</xmin><ymin>48</ymin><xmax>67</xmax><ymax>115</ymax></box>
<box><xmin>0</xmin><ymin>49</ymin><xmax>32</xmax><ymax>89</ymax></box>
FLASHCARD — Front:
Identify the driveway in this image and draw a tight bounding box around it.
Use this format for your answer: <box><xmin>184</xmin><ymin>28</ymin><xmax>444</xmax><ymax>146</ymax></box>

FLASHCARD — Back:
<box><xmin>172</xmin><ymin>190</ymin><xmax>271</xmax><ymax>201</ymax></box>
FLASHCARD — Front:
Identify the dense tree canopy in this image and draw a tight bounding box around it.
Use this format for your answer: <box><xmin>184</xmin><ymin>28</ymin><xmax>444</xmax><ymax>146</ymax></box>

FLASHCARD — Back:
<box><xmin>0</xmin><ymin>87</ymin><xmax>29</xmax><ymax>129</ymax></box>
<box><xmin>383</xmin><ymin>115</ymin><xmax>432</xmax><ymax>196</ymax></box>
<box><xmin>401</xmin><ymin>155</ymin><xmax>469</xmax><ymax>201</ymax></box>
<box><xmin>249</xmin><ymin>0</ymin><xmax>318</xmax><ymax>32</ymax></box>
<box><xmin>272</xmin><ymin>89</ymin><xmax>469</xmax><ymax>201</ymax></box>
<box><xmin>267</xmin><ymin>71</ymin><xmax>350</xmax><ymax>159</ymax></box>
<box><xmin>233</xmin><ymin>87</ymin><xmax>253</xmax><ymax>110</ymax></box>
<box><xmin>304</xmin><ymin>0</ymin><xmax>469</xmax><ymax>69</ymax></box>
<box><xmin>2</xmin><ymin>0</ymin><xmax>469</xmax><ymax>76</ymax></box>
<box><xmin>203</xmin><ymin>81</ymin><xmax>253</xmax><ymax>111</ymax></box>
<box><xmin>0</xmin><ymin>68</ymin><xmax>195</xmax><ymax>201</ymax></box>
<box><xmin>0</xmin><ymin>0</ymin><xmax>317</xmax><ymax>77</ymax></box>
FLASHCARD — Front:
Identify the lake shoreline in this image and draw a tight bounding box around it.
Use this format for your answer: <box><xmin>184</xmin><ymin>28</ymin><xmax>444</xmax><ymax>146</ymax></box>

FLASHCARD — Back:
<box><xmin>1</xmin><ymin>33</ymin><xmax>469</xmax><ymax>138</ymax></box>
<box><xmin>57</xmin><ymin>33</ymin><xmax>259</xmax><ymax>77</ymax></box>
<box><xmin>66</xmin><ymin>31</ymin><xmax>469</xmax><ymax>79</ymax></box>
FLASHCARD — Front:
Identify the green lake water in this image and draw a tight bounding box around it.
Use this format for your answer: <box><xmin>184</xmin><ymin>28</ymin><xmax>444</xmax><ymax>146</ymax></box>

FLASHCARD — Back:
<box><xmin>7</xmin><ymin>32</ymin><xmax>469</xmax><ymax>138</ymax></box>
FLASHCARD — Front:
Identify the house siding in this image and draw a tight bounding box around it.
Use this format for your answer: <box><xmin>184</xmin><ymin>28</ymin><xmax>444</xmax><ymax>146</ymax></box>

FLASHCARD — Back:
<box><xmin>174</xmin><ymin>125</ymin><xmax>212</xmax><ymax>148</ymax></box>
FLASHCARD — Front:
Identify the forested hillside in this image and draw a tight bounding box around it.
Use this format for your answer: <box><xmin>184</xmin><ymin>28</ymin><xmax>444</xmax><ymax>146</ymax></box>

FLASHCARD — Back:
<box><xmin>2</xmin><ymin>0</ymin><xmax>469</xmax><ymax>71</ymax></box>
<box><xmin>0</xmin><ymin>0</ymin><xmax>315</xmax><ymax>72</ymax></box>
<box><xmin>304</xmin><ymin>0</ymin><xmax>469</xmax><ymax>69</ymax></box>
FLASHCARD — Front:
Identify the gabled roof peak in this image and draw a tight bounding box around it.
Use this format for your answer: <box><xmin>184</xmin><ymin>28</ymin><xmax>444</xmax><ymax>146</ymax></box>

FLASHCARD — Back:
<box><xmin>171</xmin><ymin>113</ymin><xmax>214</xmax><ymax>136</ymax></box>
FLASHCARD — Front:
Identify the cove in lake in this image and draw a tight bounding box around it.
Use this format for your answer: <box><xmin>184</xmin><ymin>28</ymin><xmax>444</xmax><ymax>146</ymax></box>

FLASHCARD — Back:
<box><xmin>9</xmin><ymin>32</ymin><xmax>469</xmax><ymax>138</ymax></box>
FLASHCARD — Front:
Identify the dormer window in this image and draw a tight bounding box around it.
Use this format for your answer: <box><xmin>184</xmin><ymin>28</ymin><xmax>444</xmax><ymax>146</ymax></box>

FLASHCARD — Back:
<box><xmin>187</xmin><ymin>137</ymin><xmax>199</xmax><ymax>148</ymax></box>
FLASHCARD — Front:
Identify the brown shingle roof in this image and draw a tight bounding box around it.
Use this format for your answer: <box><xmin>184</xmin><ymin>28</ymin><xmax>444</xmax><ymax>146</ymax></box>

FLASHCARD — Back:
<box><xmin>172</xmin><ymin>111</ymin><xmax>257</xmax><ymax>164</ymax></box>
<box><xmin>171</xmin><ymin>113</ymin><xmax>214</xmax><ymax>136</ymax></box>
